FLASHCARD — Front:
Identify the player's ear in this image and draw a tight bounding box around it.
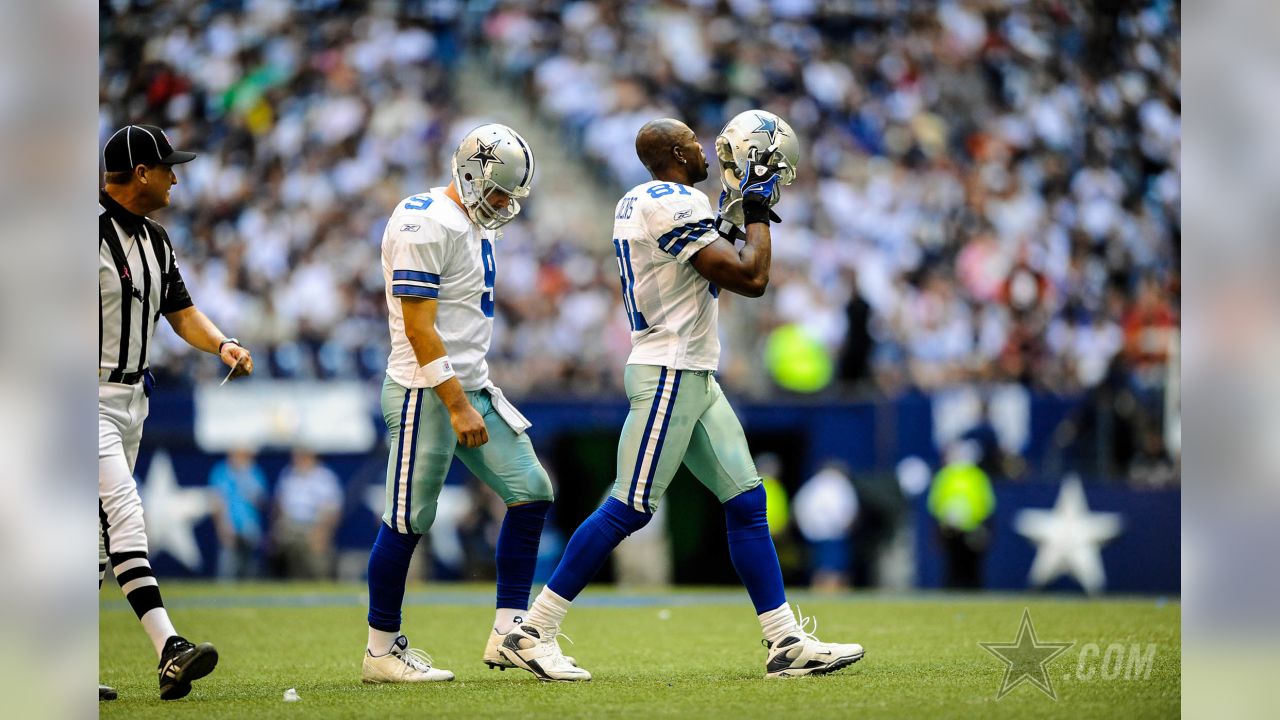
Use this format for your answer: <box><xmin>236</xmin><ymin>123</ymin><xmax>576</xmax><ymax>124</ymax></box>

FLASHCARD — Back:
<box><xmin>136</xmin><ymin>165</ymin><xmax>149</xmax><ymax>184</ymax></box>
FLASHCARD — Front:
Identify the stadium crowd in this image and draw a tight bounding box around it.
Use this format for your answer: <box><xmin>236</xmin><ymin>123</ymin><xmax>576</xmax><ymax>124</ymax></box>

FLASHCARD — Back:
<box><xmin>100</xmin><ymin>0</ymin><xmax>1180</xmax><ymax>412</ymax></box>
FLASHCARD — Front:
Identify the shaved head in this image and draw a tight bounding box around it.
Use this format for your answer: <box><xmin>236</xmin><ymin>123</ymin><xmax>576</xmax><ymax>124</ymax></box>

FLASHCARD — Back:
<box><xmin>636</xmin><ymin>118</ymin><xmax>692</xmax><ymax>172</ymax></box>
<box><xmin>635</xmin><ymin>118</ymin><xmax>709</xmax><ymax>184</ymax></box>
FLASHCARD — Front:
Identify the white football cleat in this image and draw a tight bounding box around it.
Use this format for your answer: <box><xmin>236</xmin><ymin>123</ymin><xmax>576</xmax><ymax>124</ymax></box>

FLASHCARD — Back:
<box><xmin>484</xmin><ymin>628</ymin><xmax>516</xmax><ymax>670</ymax></box>
<box><xmin>362</xmin><ymin>635</ymin><xmax>455</xmax><ymax>683</ymax></box>
<box><xmin>485</xmin><ymin>625</ymin><xmax>577</xmax><ymax>670</ymax></box>
<box><xmin>764</xmin><ymin>613</ymin><xmax>864</xmax><ymax>679</ymax></box>
<box><xmin>497</xmin><ymin>623</ymin><xmax>591</xmax><ymax>682</ymax></box>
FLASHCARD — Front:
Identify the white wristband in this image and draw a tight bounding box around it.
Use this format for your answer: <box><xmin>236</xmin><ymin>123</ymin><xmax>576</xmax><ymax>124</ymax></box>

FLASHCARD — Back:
<box><xmin>418</xmin><ymin>356</ymin><xmax>456</xmax><ymax>388</ymax></box>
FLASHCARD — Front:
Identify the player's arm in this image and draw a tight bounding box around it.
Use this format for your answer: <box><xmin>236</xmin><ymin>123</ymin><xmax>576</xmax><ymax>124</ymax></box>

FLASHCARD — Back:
<box><xmin>400</xmin><ymin>297</ymin><xmax>488</xmax><ymax>448</ymax></box>
<box><xmin>689</xmin><ymin>222</ymin><xmax>771</xmax><ymax>297</ymax></box>
<box><xmin>690</xmin><ymin>144</ymin><xmax>787</xmax><ymax>298</ymax></box>
<box><xmin>165</xmin><ymin>306</ymin><xmax>253</xmax><ymax>377</ymax></box>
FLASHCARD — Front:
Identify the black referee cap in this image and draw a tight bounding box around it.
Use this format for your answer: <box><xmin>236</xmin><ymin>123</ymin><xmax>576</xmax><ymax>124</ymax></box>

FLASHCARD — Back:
<box><xmin>103</xmin><ymin>124</ymin><xmax>197</xmax><ymax>172</ymax></box>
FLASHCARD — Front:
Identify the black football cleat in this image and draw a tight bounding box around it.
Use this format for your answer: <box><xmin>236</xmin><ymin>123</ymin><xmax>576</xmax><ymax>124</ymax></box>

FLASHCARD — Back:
<box><xmin>157</xmin><ymin>635</ymin><xmax>218</xmax><ymax>700</ymax></box>
<box><xmin>99</xmin><ymin>684</ymin><xmax>117</xmax><ymax>701</ymax></box>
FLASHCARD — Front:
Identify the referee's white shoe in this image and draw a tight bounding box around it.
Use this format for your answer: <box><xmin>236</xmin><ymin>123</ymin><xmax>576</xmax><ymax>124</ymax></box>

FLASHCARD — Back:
<box><xmin>362</xmin><ymin>635</ymin><xmax>454</xmax><ymax>683</ymax></box>
<box><xmin>484</xmin><ymin>623</ymin><xmax>577</xmax><ymax>670</ymax></box>
<box><xmin>498</xmin><ymin>623</ymin><xmax>591</xmax><ymax>682</ymax></box>
<box><xmin>764</xmin><ymin>616</ymin><xmax>864</xmax><ymax>679</ymax></box>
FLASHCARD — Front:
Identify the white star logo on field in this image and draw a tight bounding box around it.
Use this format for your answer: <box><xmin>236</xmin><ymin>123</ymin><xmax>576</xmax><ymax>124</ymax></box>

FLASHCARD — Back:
<box><xmin>141</xmin><ymin>449</ymin><xmax>211</xmax><ymax>571</ymax></box>
<box><xmin>468</xmin><ymin>139</ymin><xmax>504</xmax><ymax>173</ymax></box>
<box><xmin>1015</xmin><ymin>476</ymin><xmax>1123</xmax><ymax>594</ymax></box>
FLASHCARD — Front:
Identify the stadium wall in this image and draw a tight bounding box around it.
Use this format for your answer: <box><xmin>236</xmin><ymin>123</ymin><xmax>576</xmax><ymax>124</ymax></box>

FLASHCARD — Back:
<box><xmin>129</xmin><ymin>384</ymin><xmax>1178</xmax><ymax>593</ymax></box>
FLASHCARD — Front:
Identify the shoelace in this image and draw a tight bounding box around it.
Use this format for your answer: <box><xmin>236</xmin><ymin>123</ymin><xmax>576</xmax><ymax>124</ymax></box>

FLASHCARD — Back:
<box><xmin>796</xmin><ymin>606</ymin><xmax>820</xmax><ymax>643</ymax></box>
<box><xmin>396</xmin><ymin>646</ymin><xmax>436</xmax><ymax>674</ymax></box>
<box><xmin>759</xmin><ymin>607</ymin><xmax>827</xmax><ymax>652</ymax></box>
<box><xmin>535</xmin><ymin>626</ymin><xmax>575</xmax><ymax>664</ymax></box>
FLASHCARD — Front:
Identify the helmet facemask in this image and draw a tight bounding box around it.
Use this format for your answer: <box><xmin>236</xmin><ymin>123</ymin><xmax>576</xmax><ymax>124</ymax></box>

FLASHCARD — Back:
<box><xmin>451</xmin><ymin>124</ymin><xmax>535</xmax><ymax>231</ymax></box>
<box><xmin>463</xmin><ymin>174</ymin><xmax>524</xmax><ymax>230</ymax></box>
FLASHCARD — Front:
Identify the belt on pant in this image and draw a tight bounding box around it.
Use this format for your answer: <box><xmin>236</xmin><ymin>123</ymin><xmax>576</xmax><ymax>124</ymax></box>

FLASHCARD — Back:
<box><xmin>100</xmin><ymin>368</ymin><xmax>148</xmax><ymax>385</ymax></box>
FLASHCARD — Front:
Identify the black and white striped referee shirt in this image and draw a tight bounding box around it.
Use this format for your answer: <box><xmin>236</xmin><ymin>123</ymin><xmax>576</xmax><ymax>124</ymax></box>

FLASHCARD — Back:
<box><xmin>98</xmin><ymin>190</ymin><xmax>193</xmax><ymax>383</ymax></box>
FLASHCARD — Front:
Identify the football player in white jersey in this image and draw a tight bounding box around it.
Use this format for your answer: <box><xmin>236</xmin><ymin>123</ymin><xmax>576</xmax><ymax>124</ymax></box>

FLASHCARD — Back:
<box><xmin>361</xmin><ymin>123</ymin><xmax>574</xmax><ymax>682</ymax></box>
<box><xmin>501</xmin><ymin>114</ymin><xmax>865</xmax><ymax>681</ymax></box>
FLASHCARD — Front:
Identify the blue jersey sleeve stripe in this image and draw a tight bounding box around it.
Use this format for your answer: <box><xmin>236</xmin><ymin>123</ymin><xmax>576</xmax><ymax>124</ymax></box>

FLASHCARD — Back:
<box><xmin>392</xmin><ymin>285</ymin><xmax>440</xmax><ymax>298</ymax></box>
<box><xmin>665</xmin><ymin>227</ymin><xmax>715</xmax><ymax>257</ymax></box>
<box><xmin>392</xmin><ymin>269</ymin><xmax>441</xmax><ymax>283</ymax></box>
<box><xmin>656</xmin><ymin>219</ymin><xmax>713</xmax><ymax>249</ymax></box>
<box><xmin>656</xmin><ymin>219</ymin><xmax>714</xmax><ymax>251</ymax></box>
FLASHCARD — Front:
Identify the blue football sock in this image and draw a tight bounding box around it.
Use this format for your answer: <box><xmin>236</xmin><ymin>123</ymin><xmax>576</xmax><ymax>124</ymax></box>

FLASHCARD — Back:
<box><xmin>724</xmin><ymin>484</ymin><xmax>787</xmax><ymax>614</ymax></box>
<box><xmin>367</xmin><ymin>523</ymin><xmax>421</xmax><ymax>632</ymax></box>
<box><xmin>495</xmin><ymin>501</ymin><xmax>550</xmax><ymax>610</ymax></box>
<box><xmin>546</xmin><ymin>497</ymin><xmax>651</xmax><ymax>601</ymax></box>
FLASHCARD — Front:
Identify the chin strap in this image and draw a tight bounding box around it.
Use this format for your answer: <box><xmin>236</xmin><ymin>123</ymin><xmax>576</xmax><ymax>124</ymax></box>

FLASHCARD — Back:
<box><xmin>715</xmin><ymin>216</ymin><xmax>743</xmax><ymax>243</ymax></box>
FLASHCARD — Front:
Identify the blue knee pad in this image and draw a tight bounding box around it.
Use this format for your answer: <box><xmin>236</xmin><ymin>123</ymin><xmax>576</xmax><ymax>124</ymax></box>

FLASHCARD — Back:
<box><xmin>546</xmin><ymin>497</ymin><xmax>651</xmax><ymax>601</ymax></box>
<box><xmin>724</xmin><ymin>483</ymin><xmax>770</xmax><ymax>541</ymax></box>
<box><xmin>723</xmin><ymin>484</ymin><xmax>787</xmax><ymax>614</ymax></box>
<box><xmin>597</xmin><ymin>496</ymin><xmax>653</xmax><ymax>536</ymax></box>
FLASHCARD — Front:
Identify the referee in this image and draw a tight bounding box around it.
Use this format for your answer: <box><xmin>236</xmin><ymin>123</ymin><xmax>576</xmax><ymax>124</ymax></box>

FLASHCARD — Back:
<box><xmin>98</xmin><ymin>125</ymin><xmax>254</xmax><ymax>701</ymax></box>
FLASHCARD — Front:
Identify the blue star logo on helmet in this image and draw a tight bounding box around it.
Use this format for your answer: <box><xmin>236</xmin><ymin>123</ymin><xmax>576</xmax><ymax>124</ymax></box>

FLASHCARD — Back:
<box><xmin>468</xmin><ymin>139</ymin><xmax>505</xmax><ymax>173</ymax></box>
<box><xmin>752</xmin><ymin>114</ymin><xmax>783</xmax><ymax>144</ymax></box>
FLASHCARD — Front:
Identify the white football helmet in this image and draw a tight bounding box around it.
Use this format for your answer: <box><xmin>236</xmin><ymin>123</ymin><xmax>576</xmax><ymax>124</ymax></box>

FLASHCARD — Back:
<box><xmin>451</xmin><ymin>123</ymin><xmax>536</xmax><ymax>230</ymax></box>
<box><xmin>715</xmin><ymin>110</ymin><xmax>799</xmax><ymax>226</ymax></box>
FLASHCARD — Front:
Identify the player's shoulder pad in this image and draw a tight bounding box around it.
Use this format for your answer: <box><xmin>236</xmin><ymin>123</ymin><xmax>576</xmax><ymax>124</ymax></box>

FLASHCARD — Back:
<box><xmin>392</xmin><ymin>192</ymin><xmax>468</xmax><ymax>241</ymax></box>
<box><xmin>635</xmin><ymin>181</ymin><xmax>714</xmax><ymax>231</ymax></box>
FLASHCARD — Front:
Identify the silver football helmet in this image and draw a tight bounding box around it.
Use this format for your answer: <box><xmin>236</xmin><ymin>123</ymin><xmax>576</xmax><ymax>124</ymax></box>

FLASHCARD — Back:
<box><xmin>715</xmin><ymin>110</ymin><xmax>799</xmax><ymax>226</ymax></box>
<box><xmin>451</xmin><ymin>123</ymin><xmax>536</xmax><ymax>230</ymax></box>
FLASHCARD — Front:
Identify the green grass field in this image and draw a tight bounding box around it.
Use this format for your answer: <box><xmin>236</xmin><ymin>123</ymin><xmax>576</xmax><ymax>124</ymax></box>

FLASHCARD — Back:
<box><xmin>100</xmin><ymin>583</ymin><xmax>1179</xmax><ymax>719</ymax></box>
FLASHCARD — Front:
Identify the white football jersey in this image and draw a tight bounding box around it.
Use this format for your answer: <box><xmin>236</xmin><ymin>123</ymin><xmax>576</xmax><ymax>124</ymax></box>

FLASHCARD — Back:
<box><xmin>611</xmin><ymin>180</ymin><xmax>722</xmax><ymax>370</ymax></box>
<box><xmin>383</xmin><ymin>187</ymin><xmax>498</xmax><ymax>390</ymax></box>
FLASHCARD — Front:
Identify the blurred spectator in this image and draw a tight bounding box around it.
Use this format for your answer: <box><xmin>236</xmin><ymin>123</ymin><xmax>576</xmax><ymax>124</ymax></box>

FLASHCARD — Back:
<box><xmin>927</xmin><ymin>442</ymin><xmax>996</xmax><ymax>589</ymax></box>
<box><xmin>456</xmin><ymin>477</ymin><xmax>504</xmax><ymax>581</ymax></box>
<box><xmin>613</xmin><ymin>498</ymin><xmax>672</xmax><ymax>588</ymax></box>
<box><xmin>755</xmin><ymin>453</ymin><xmax>804</xmax><ymax>581</ymax></box>
<box><xmin>100</xmin><ymin>1</ymin><xmax>1180</xmax><ymax>424</ymax></box>
<box><xmin>1123</xmin><ymin>274</ymin><xmax>1179</xmax><ymax>399</ymax></box>
<box><xmin>959</xmin><ymin>397</ymin><xmax>1024</xmax><ymax>481</ymax></box>
<box><xmin>835</xmin><ymin>268</ymin><xmax>873</xmax><ymax>392</ymax></box>
<box><xmin>1127</xmin><ymin>423</ymin><xmax>1179</xmax><ymax>489</ymax></box>
<box><xmin>269</xmin><ymin>447</ymin><xmax>342</xmax><ymax>580</ymax></box>
<box><xmin>793</xmin><ymin>460</ymin><xmax>859</xmax><ymax>592</ymax></box>
<box><xmin>485</xmin><ymin>0</ymin><xmax>1180</xmax><ymax>400</ymax></box>
<box><xmin>1049</xmin><ymin>353</ymin><xmax>1156</xmax><ymax>481</ymax></box>
<box><xmin>208</xmin><ymin>446</ymin><xmax>268</xmax><ymax>580</ymax></box>
<box><xmin>755</xmin><ymin>453</ymin><xmax>790</xmax><ymax>540</ymax></box>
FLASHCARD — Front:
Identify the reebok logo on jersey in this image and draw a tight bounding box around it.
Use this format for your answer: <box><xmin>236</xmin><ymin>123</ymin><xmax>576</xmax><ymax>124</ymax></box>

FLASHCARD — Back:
<box><xmin>673</xmin><ymin>208</ymin><xmax>692</xmax><ymax>221</ymax></box>
<box><xmin>401</xmin><ymin>224</ymin><xmax>421</xmax><ymax>232</ymax></box>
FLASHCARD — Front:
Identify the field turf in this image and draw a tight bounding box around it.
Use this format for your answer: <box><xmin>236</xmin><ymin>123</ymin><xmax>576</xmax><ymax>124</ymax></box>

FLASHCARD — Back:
<box><xmin>100</xmin><ymin>583</ymin><xmax>1179</xmax><ymax>719</ymax></box>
